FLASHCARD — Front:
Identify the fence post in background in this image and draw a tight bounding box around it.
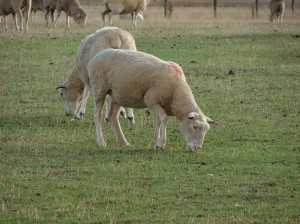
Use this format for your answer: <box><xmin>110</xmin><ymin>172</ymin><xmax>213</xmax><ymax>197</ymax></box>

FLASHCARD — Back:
<box><xmin>164</xmin><ymin>0</ymin><xmax>167</xmax><ymax>18</ymax></box>
<box><xmin>255</xmin><ymin>0</ymin><xmax>259</xmax><ymax>17</ymax></box>
<box><xmin>214</xmin><ymin>0</ymin><xmax>217</xmax><ymax>18</ymax></box>
<box><xmin>292</xmin><ymin>0</ymin><xmax>295</xmax><ymax>12</ymax></box>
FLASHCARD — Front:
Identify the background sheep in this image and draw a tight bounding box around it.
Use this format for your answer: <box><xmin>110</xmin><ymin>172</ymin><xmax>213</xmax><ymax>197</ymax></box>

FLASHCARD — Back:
<box><xmin>45</xmin><ymin>0</ymin><xmax>86</xmax><ymax>27</ymax></box>
<box><xmin>57</xmin><ymin>27</ymin><xmax>137</xmax><ymax>124</ymax></box>
<box><xmin>87</xmin><ymin>49</ymin><xmax>214</xmax><ymax>152</ymax></box>
<box><xmin>0</xmin><ymin>0</ymin><xmax>32</xmax><ymax>31</ymax></box>
<box><xmin>270</xmin><ymin>0</ymin><xmax>285</xmax><ymax>23</ymax></box>
<box><xmin>101</xmin><ymin>0</ymin><xmax>155</xmax><ymax>27</ymax></box>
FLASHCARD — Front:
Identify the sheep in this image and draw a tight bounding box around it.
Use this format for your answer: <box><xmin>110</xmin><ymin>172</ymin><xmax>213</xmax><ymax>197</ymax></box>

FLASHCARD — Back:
<box><xmin>44</xmin><ymin>0</ymin><xmax>86</xmax><ymax>27</ymax></box>
<box><xmin>0</xmin><ymin>0</ymin><xmax>32</xmax><ymax>31</ymax></box>
<box><xmin>270</xmin><ymin>0</ymin><xmax>285</xmax><ymax>23</ymax></box>
<box><xmin>101</xmin><ymin>0</ymin><xmax>155</xmax><ymax>27</ymax></box>
<box><xmin>57</xmin><ymin>27</ymin><xmax>137</xmax><ymax>124</ymax></box>
<box><xmin>87</xmin><ymin>49</ymin><xmax>214</xmax><ymax>152</ymax></box>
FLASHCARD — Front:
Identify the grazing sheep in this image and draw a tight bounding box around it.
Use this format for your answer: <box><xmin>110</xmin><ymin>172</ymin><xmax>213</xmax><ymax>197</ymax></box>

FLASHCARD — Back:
<box><xmin>57</xmin><ymin>27</ymin><xmax>137</xmax><ymax>124</ymax></box>
<box><xmin>45</xmin><ymin>0</ymin><xmax>86</xmax><ymax>27</ymax></box>
<box><xmin>101</xmin><ymin>0</ymin><xmax>154</xmax><ymax>27</ymax></box>
<box><xmin>87</xmin><ymin>49</ymin><xmax>214</xmax><ymax>152</ymax></box>
<box><xmin>270</xmin><ymin>0</ymin><xmax>285</xmax><ymax>23</ymax></box>
<box><xmin>0</xmin><ymin>0</ymin><xmax>32</xmax><ymax>31</ymax></box>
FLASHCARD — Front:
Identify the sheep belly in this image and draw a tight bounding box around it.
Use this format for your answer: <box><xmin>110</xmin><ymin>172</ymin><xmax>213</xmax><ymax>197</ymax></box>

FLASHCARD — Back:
<box><xmin>109</xmin><ymin>89</ymin><xmax>147</xmax><ymax>108</ymax></box>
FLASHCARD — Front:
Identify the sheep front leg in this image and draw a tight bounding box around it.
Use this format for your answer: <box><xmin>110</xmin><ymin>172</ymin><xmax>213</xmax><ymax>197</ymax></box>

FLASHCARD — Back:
<box><xmin>94</xmin><ymin>99</ymin><xmax>106</xmax><ymax>148</ymax></box>
<box><xmin>53</xmin><ymin>10</ymin><xmax>61</xmax><ymax>27</ymax></box>
<box><xmin>109</xmin><ymin>103</ymin><xmax>130</xmax><ymax>147</ymax></box>
<box><xmin>151</xmin><ymin>105</ymin><xmax>168</xmax><ymax>149</ymax></box>
<box><xmin>76</xmin><ymin>86</ymin><xmax>90</xmax><ymax>119</ymax></box>
<box><xmin>12</xmin><ymin>12</ymin><xmax>20</xmax><ymax>31</ymax></box>
<box><xmin>66</xmin><ymin>15</ymin><xmax>70</xmax><ymax>28</ymax></box>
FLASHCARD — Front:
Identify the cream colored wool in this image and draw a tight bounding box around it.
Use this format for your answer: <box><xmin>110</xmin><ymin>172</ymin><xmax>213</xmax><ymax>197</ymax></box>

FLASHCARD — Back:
<box><xmin>0</xmin><ymin>0</ymin><xmax>32</xmax><ymax>31</ymax></box>
<box><xmin>270</xmin><ymin>0</ymin><xmax>285</xmax><ymax>23</ymax></box>
<box><xmin>101</xmin><ymin>0</ymin><xmax>153</xmax><ymax>27</ymax></box>
<box><xmin>45</xmin><ymin>0</ymin><xmax>86</xmax><ymax>27</ymax></box>
<box><xmin>57</xmin><ymin>27</ymin><xmax>136</xmax><ymax>122</ymax></box>
<box><xmin>88</xmin><ymin>49</ymin><xmax>214</xmax><ymax>151</ymax></box>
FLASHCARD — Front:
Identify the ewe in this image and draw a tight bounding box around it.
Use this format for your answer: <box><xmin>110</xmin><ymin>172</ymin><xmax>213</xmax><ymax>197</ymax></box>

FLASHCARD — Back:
<box><xmin>0</xmin><ymin>0</ymin><xmax>31</xmax><ymax>31</ymax></box>
<box><xmin>87</xmin><ymin>49</ymin><xmax>214</xmax><ymax>152</ymax></box>
<box><xmin>57</xmin><ymin>27</ymin><xmax>137</xmax><ymax>123</ymax></box>
<box><xmin>101</xmin><ymin>0</ymin><xmax>155</xmax><ymax>27</ymax></box>
<box><xmin>44</xmin><ymin>0</ymin><xmax>86</xmax><ymax>27</ymax></box>
<box><xmin>270</xmin><ymin>0</ymin><xmax>285</xmax><ymax>23</ymax></box>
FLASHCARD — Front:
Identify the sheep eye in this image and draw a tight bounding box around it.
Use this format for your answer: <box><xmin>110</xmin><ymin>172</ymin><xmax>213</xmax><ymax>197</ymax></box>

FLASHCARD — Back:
<box><xmin>60</xmin><ymin>92</ymin><xmax>63</xmax><ymax>97</ymax></box>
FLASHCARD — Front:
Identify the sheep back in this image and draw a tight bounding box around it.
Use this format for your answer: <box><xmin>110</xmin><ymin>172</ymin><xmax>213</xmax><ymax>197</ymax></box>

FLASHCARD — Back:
<box><xmin>75</xmin><ymin>27</ymin><xmax>136</xmax><ymax>85</ymax></box>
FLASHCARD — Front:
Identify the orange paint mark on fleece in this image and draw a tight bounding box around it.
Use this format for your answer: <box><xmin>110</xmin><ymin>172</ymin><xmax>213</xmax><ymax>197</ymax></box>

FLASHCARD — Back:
<box><xmin>169</xmin><ymin>64</ymin><xmax>183</xmax><ymax>76</ymax></box>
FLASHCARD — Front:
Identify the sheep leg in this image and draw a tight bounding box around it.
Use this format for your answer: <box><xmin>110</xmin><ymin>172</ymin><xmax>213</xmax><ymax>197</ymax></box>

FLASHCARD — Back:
<box><xmin>101</xmin><ymin>7</ymin><xmax>111</xmax><ymax>25</ymax></box>
<box><xmin>53</xmin><ymin>10</ymin><xmax>61</xmax><ymax>27</ymax></box>
<box><xmin>12</xmin><ymin>9</ymin><xmax>23</xmax><ymax>31</ymax></box>
<box><xmin>104</xmin><ymin>95</ymin><xmax>112</xmax><ymax>122</ymax></box>
<box><xmin>109</xmin><ymin>103</ymin><xmax>130</xmax><ymax>147</ymax></box>
<box><xmin>151</xmin><ymin>104</ymin><xmax>168</xmax><ymax>149</ymax></box>
<box><xmin>3</xmin><ymin>15</ymin><xmax>8</xmax><ymax>31</ymax></box>
<box><xmin>76</xmin><ymin>85</ymin><xmax>90</xmax><ymax>119</ymax></box>
<box><xmin>66</xmin><ymin>14</ymin><xmax>70</xmax><ymax>28</ymax></box>
<box><xmin>94</xmin><ymin>98</ymin><xmax>106</xmax><ymax>148</ymax></box>
<box><xmin>44</xmin><ymin>9</ymin><xmax>49</xmax><ymax>27</ymax></box>
<box><xmin>23</xmin><ymin>0</ymin><xmax>31</xmax><ymax>31</ymax></box>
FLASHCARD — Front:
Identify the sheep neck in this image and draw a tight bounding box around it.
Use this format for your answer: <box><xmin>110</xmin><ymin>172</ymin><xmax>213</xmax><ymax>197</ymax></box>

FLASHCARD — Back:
<box><xmin>171</xmin><ymin>82</ymin><xmax>203</xmax><ymax>121</ymax></box>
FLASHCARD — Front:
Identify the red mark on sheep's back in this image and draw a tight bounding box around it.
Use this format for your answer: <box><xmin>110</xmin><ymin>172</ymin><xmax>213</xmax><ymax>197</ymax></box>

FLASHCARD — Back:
<box><xmin>169</xmin><ymin>64</ymin><xmax>183</xmax><ymax>76</ymax></box>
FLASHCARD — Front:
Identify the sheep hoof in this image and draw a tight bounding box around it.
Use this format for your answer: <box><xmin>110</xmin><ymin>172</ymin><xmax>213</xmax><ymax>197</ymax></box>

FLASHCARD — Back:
<box><xmin>104</xmin><ymin>117</ymin><xmax>109</xmax><ymax>123</ymax></box>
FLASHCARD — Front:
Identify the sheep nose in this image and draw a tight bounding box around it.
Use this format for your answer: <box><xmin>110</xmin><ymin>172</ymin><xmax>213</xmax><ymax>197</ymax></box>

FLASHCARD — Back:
<box><xmin>66</xmin><ymin>112</ymin><xmax>71</xmax><ymax>116</ymax></box>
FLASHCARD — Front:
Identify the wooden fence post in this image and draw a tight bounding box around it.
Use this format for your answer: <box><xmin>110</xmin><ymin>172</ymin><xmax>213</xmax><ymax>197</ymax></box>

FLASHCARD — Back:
<box><xmin>214</xmin><ymin>0</ymin><xmax>217</xmax><ymax>18</ymax></box>
<box><xmin>292</xmin><ymin>0</ymin><xmax>295</xmax><ymax>12</ymax></box>
<box><xmin>164</xmin><ymin>0</ymin><xmax>167</xmax><ymax>18</ymax></box>
<box><xmin>255</xmin><ymin>0</ymin><xmax>259</xmax><ymax>17</ymax></box>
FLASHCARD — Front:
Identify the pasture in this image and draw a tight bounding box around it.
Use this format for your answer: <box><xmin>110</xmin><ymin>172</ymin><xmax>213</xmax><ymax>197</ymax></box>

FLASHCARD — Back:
<box><xmin>1</xmin><ymin>5</ymin><xmax>300</xmax><ymax>223</ymax></box>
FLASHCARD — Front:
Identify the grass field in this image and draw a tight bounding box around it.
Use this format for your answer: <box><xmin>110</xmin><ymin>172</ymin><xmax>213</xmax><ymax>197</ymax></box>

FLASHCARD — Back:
<box><xmin>1</xmin><ymin>6</ymin><xmax>300</xmax><ymax>224</ymax></box>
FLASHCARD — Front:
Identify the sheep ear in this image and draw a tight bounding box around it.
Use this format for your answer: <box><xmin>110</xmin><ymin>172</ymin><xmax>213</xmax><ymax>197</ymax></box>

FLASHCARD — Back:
<box><xmin>206</xmin><ymin>116</ymin><xmax>214</xmax><ymax>124</ymax></box>
<box><xmin>188</xmin><ymin>112</ymin><xmax>196</xmax><ymax>120</ymax></box>
<box><xmin>56</xmin><ymin>83</ymin><xmax>67</xmax><ymax>89</ymax></box>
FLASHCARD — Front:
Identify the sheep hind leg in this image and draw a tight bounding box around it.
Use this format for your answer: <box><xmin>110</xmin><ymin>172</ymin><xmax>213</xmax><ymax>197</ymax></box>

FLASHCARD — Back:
<box><xmin>109</xmin><ymin>103</ymin><xmax>130</xmax><ymax>147</ymax></box>
<box><xmin>94</xmin><ymin>98</ymin><xmax>106</xmax><ymax>148</ymax></box>
<box><xmin>101</xmin><ymin>8</ymin><xmax>111</xmax><ymax>25</ymax></box>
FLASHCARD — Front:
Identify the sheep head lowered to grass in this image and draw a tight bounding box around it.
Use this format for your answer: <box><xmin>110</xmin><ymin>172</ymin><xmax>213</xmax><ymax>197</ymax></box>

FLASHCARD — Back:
<box><xmin>87</xmin><ymin>49</ymin><xmax>214</xmax><ymax>152</ymax></box>
<box><xmin>56</xmin><ymin>27</ymin><xmax>137</xmax><ymax>123</ymax></box>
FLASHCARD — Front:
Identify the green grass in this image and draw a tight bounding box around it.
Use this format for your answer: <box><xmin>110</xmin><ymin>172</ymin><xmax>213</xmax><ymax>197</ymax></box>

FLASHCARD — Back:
<box><xmin>1</xmin><ymin>19</ymin><xmax>299</xmax><ymax>223</ymax></box>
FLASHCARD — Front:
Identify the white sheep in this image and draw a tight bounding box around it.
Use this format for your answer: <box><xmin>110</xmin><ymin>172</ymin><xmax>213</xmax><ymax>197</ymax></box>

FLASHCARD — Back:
<box><xmin>87</xmin><ymin>49</ymin><xmax>214</xmax><ymax>152</ymax></box>
<box><xmin>101</xmin><ymin>0</ymin><xmax>154</xmax><ymax>27</ymax></box>
<box><xmin>0</xmin><ymin>0</ymin><xmax>32</xmax><ymax>31</ymax></box>
<box><xmin>57</xmin><ymin>27</ymin><xmax>137</xmax><ymax>123</ymax></box>
<box><xmin>270</xmin><ymin>0</ymin><xmax>285</xmax><ymax>23</ymax></box>
<box><xmin>44</xmin><ymin>0</ymin><xmax>86</xmax><ymax>27</ymax></box>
